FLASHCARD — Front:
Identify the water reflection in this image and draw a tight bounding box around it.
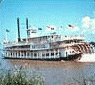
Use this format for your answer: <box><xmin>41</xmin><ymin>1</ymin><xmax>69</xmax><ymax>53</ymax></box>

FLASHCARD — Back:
<box><xmin>0</xmin><ymin>58</ymin><xmax>95</xmax><ymax>85</ymax></box>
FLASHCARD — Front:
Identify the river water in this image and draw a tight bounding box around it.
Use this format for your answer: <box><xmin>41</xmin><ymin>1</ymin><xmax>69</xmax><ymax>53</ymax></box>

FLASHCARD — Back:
<box><xmin>0</xmin><ymin>57</ymin><xmax>95</xmax><ymax>85</ymax></box>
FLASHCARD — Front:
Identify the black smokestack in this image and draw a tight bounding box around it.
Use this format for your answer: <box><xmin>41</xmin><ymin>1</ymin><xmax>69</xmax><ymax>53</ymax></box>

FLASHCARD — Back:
<box><xmin>26</xmin><ymin>18</ymin><xmax>28</xmax><ymax>37</ymax></box>
<box><xmin>17</xmin><ymin>18</ymin><xmax>21</xmax><ymax>42</ymax></box>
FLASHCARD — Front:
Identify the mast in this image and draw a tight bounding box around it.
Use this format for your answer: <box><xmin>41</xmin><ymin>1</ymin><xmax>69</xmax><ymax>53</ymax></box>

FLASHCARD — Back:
<box><xmin>17</xmin><ymin>18</ymin><xmax>21</xmax><ymax>42</ymax></box>
<box><xmin>26</xmin><ymin>18</ymin><xmax>28</xmax><ymax>37</ymax></box>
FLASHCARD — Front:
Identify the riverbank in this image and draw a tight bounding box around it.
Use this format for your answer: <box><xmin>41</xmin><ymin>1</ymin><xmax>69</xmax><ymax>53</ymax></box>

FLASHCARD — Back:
<box><xmin>5</xmin><ymin>59</ymin><xmax>90</xmax><ymax>68</ymax></box>
<box><xmin>1</xmin><ymin>58</ymin><xmax>95</xmax><ymax>85</ymax></box>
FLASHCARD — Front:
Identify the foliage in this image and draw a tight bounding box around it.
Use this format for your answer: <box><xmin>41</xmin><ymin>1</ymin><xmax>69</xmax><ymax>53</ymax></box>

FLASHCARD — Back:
<box><xmin>0</xmin><ymin>69</ymin><xmax>45</xmax><ymax>85</ymax></box>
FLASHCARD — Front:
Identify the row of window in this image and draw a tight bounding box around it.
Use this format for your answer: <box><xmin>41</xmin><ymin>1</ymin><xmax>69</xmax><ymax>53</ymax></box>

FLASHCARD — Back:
<box><xmin>32</xmin><ymin>44</ymin><xmax>46</xmax><ymax>49</ymax></box>
<box><xmin>6</xmin><ymin>52</ymin><xmax>60</xmax><ymax>57</ymax></box>
<box><xmin>6</xmin><ymin>45</ymin><xmax>30</xmax><ymax>50</ymax></box>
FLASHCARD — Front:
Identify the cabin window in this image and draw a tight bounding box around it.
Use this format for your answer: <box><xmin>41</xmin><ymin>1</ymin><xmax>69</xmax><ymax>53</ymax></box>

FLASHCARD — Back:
<box><xmin>34</xmin><ymin>53</ymin><xmax>37</xmax><ymax>57</ymax></box>
<box><xmin>31</xmin><ymin>53</ymin><xmax>33</xmax><ymax>56</ymax></box>
<box><xmin>51</xmin><ymin>53</ymin><xmax>54</xmax><ymax>56</ymax></box>
<box><xmin>24</xmin><ymin>51</ymin><xmax>26</xmax><ymax>56</ymax></box>
<box><xmin>12</xmin><ymin>53</ymin><xmax>14</xmax><ymax>56</ymax></box>
<box><xmin>8</xmin><ymin>53</ymin><xmax>10</xmax><ymax>56</ymax></box>
<box><xmin>46</xmin><ymin>53</ymin><xmax>49</xmax><ymax>56</ymax></box>
<box><xmin>32</xmin><ymin>45</ymin><xmax>35</xmax><ymax>49</ymax></box>
<box><xmin>18</xmin><ymin>52</ymin><xmax>20</xmax><ymax>56</ymax></box>
<box><xmin>21</xmin><ymin>52</ymin><xmax>23</xmax><ymax>56</ymax></box>
<box><xmin>52</xmin><ymin>36</ymin><xmax>53</xmax><ymax>38</ymax></box>
<box><xmin>56</xmin><ymin>53</ymin><xmax>58</xmax><ymax>55</ymax></box>
<box><xmin>16</xmin><ymin>53</ymin><xmax>17</xmax><ymax>56</ymax></box>
<box><xmin>34</xmin><ymin>46</ymin><xmax>35</xmax><ymax>48</ymax></box>
<box><xmin>11</xmin><ymin>53</ymin><xmax>12</xmax><ymax>56</ymax></box>
<box><xmin>20</xmin><ymin>45</ymin><xmax>30</xmax><ymax>48</ymax></box>
<box><xmin>27</xmin><ymin>52</ymin><xmax>29</xmax><ymax>56</ymax></box>
<box><xmin>47</xmin><ymin>49</ymin><xmax>49</xmax><ymax>52</ymax></box>
<box><xmin>46</xmin><ymin>36</ymin><xmax>47</xmax><ymax>39</ymax></box>
<box><xmin>42</xmin><ymin>54</ymin><xmax>45</xmax><ymax>57</ymax></box>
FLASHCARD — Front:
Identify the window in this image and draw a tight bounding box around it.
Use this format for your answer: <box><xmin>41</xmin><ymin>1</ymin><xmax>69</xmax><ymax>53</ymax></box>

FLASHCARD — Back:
<box><xmin>47</xmin><ymin>49</ymin><xmax>49</xmax><ymax>52</ymax></box>
<box><xmin>16</xmin><ymin>53</ymin><xmax>17</xmax><ymax>56</ymax></box>
<box><xmin>56</xmin><ymin>53</ymin><xmax>58</xmax><ymax>55</ymax></box>
<box><xmin>20</xmin><ymin>45</ymin><xmax>30</xmax><ymax>48</ymax></box>
<box><xmin>11</xmin><ymin>53</ymin><xmax>12</xmax><ymax>56</ymax></box>
<box><xmin>31</xmin><ymin>53</ymin><xmax>33</xmax><ymax>56</ymax></box>
<box><xmin>32</xmin><ymin>45</ymin><xmax>35</xmax><ymax>49</ymax></box>
<box><xmin>51</xmin><ymin>53</ymin><xmax>54</xmax><ymax>56</ymax></box>
<box><xmin>42</xmin><ymin>54</ymin><xmax>45</xmax><ymax>57</ymax></box>
<box><xmin>24</xmin><ymin>51</ymin><xmax>26</xmax><ymax>56</ymax></box>
<box><xmin>27</xmin><ymin>52</ymin><xmax>29</xmax><ymax>56</ymax></box>
<box><xmin>13</xmin><ymin>53</ymin><xmax>14</xmax><ymax>56</ymax></box>
<box><xmin>46</xmin><ymin>53</ymin><xmax>49</xmax><ymax>56</ymax></box>
<box><xmin>18</xmin><ymin>52</ymin><xmax>20</xmax><ymax>56</ymax></box>
<box><xmin>52</xmin><ymin>36</ymin><xmax>53</xmax><ymax>38</ymax></box>
<box><xmin>21</xmin><ymin>52</ymin><xmax>23</xmax><ymax>56</ymax></box>
<box><xmin>46</xmin><ymin>36</ymin><xmax>47</xmax><ymax>39</ymax></box>
<box><xmin>34</xmin><ymin>53</ymin><xmax>37</xmax><ymax>57</ymax></box>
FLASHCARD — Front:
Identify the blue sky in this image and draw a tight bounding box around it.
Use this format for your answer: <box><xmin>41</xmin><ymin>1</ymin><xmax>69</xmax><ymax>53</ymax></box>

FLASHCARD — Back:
<box><xmin>0</xmin><ymin>0</ymin><xmax>95</xmax><ymax>42</ymax></box>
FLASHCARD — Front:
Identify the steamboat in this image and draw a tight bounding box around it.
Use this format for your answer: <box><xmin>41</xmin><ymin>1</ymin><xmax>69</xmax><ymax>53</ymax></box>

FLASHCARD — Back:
<box><xmin>3</xmin><ymin>18</ymin><xmax>95</xmax><ymax>61</ymax></box>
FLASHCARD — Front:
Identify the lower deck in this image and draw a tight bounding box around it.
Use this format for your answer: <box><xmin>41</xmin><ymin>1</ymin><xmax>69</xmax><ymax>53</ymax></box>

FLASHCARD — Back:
<box><xmin>5</xmin><ymin>49</ymin><xmax>62</xmax><ymax>60</ymax></box>
<box><xmin>4</xmin><ymin>43</ymin><xmax>94</xmax><ymax>61</ymax></box>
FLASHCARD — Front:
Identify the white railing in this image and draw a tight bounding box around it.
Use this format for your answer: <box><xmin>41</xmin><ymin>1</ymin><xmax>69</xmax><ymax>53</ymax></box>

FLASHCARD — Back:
<box><xmin>61</xmin><ymin>35</ymin><xmax>84</xmax><ymax>41</ymax></box>
<box><xmin>4</xmin><ymin>35</ymin><xmax>84</xmax><ymax>48</ymax></box>
<box><xmin>6</xmin><ymin>48</ymin><xmax>30</xmax><ymax>50</ymax></box>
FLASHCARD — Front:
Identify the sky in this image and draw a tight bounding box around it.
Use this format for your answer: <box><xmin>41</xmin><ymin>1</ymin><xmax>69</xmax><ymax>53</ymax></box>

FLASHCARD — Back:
<box><xmin>0</xmin><ymin>0</ymin><xmax>95</xmax><ymax>43</ymax></box>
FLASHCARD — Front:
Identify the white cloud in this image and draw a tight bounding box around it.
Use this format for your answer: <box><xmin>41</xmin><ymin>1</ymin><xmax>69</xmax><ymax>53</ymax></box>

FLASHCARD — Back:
<box><xmin>82</xmin><ymin>16</ymin><xmax>91</xmax><ymax>28</ymax></box>
<box><xmin>82</xmin><ymin>16</ymin><xmax>90</xmax><ymax>23</ymax></box>
<box><xmin>82</xmin><ymin>16</ymin><xmax>95</xmax><ymax>30</ymax></box>
<box><xmin>83</xmin><ymin>23</ymin><xmax>90</xmax><ymax>28</ymax></box>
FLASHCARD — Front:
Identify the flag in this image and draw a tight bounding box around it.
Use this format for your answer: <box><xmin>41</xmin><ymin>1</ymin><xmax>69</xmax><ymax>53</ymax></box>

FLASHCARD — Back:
<box><xmin>6</xmin><ymin>29</ymin><xmax>9</xmax><ymax>32</ymax></box>
<box><xmin>68</xmin><ymin>25</ymin><xmax>79</xmax><ymax>31</ymax></box>
<box><xmin>38</xmin><ymin>28</ymin><xmax>42</xmax><ymax>30</ymax></box>
<box><xmin>68</xmin><ymin>25</ymin><xmax>74</xmax><ymax>29</ymax></box>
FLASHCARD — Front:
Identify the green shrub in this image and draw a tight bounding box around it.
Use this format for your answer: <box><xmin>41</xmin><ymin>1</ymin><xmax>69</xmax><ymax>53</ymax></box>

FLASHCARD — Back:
<box><xmin>0</xmin><ymin>69</ymin><xmax>45</xmax><ymax>85</ymax></box>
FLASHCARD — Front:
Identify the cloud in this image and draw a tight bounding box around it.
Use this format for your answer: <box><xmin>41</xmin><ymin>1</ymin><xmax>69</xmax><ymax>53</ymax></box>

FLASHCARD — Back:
<box><xmin>82</xmin><ymin>16</ymin><xmax>90</xmax><ymax>23</ymax></box>
<box><xmin>82</xmin><ymin>16</ymin><xmax>95</xmax><ymax>30</ymax></box>
<box><xmin>82</xmin><ymin>16</ymin><xmax>91</xmax><ymax>28</ymax></box>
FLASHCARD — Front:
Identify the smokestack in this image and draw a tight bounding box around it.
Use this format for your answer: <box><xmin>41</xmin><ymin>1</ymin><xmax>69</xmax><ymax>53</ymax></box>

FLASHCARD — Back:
<box><xmin>17</xmin><ymin>18</ymin><xmax>21</xmax><ymax>42</ymax></box>
<box><xmin>26</xmin><ymin>18</ymin><xmax>28</xmax><ymax>37</ymax></box>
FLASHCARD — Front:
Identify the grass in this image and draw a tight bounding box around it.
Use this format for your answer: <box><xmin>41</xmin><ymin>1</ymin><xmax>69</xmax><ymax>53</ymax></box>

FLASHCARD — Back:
<box><xmin>0</xmin><ymin>68</ymin><xmax>45</xmax><ymax>85</ymax></box>
<box><xmin>71</xmin><ymin>76</ymin><xmax>95</xmax><ymax>85</ymax></box>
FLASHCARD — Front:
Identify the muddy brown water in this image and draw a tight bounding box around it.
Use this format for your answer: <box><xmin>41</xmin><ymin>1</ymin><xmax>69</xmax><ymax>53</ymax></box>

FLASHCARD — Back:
<box><xmin>0</xmin><ymin>58</ymin><xmax>95</xmax><ymax>85</ymax></box>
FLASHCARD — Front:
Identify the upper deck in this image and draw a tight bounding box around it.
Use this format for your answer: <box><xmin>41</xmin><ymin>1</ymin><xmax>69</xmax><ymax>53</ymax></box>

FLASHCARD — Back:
<box><xmin>4</xmin><ymin>35</ymin><xmax>84</xmax><ymax>48</ymax></box>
